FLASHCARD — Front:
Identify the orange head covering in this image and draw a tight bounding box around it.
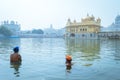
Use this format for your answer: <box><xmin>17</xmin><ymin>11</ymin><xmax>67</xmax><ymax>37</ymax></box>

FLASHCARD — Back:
<box><xmin>66</xmin><ymin>55</ymin><xmax>72</xmax><ymax>60</ymax></box>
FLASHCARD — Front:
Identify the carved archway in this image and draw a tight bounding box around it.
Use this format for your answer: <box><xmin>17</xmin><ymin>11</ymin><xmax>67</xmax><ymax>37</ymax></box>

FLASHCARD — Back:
<box><xmin>70</xmin><ymin>33</ymin><xmax>75</xmax><ymax>37</ymax></box>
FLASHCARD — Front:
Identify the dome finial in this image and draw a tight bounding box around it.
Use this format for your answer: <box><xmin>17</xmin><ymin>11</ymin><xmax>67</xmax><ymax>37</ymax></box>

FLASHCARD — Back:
<box><xmin>87</xmin><ymin>13</ymin><xmax>89</xmax><ymax>17</ymax></box>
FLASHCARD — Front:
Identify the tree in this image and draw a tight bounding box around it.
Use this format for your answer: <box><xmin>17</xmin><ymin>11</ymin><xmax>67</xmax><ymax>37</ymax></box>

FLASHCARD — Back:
<box><xmin>0</xmin><ymin>25</ymin><xmax>12</xmax><ymax>36</ymax></box>
<box><xmin>32</xmin><ymin>29</ymin><xmax>44</xmax><ymax>34</ymax></box>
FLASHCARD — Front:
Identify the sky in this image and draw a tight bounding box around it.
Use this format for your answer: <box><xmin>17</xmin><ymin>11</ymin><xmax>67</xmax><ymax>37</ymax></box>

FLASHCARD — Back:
<box><xmin>0</xmin><ymin>0</ymin><xmax>120</xmax><ymax>30</ymax></box>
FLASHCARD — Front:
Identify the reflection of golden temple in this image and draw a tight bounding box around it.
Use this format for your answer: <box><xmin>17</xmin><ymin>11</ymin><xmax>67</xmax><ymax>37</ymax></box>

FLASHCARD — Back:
<box><xmin>66</xmin><ymin>14</ymin><xmax>101</xmax><ymax>39</ymax></box>
<box><xmin>66</xmin><ymin>38</ymin><xmax>100</xmax><ymax>60</ymax></box>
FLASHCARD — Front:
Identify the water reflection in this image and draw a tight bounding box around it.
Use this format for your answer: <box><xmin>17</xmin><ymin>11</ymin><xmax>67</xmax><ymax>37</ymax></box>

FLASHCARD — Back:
<box><xmin>0</xmin><ymin>38</ymin><xmax>21</xmax><ymax>77</ymax></box>
<box><xmin>0</xmin><ymin>38</ymin><xmax>20</xmax><ymax>47</ymax></box>
<box><xmin>100</xmin><ymin>39</ymin><xmax>120</xmax><ymax>61</ymax></box>
<box><xmin>65</xmin><ymin>38</ymin><xmax>100</xmax><ymax>66</ymax></box>
<box><xmin>0</xmin><ymin>38</ymin><xmax>120</xmax><ymax>79</ymax></box>
<box><xmin>0</xmin><ymin>38</ymin><xmax>20</xmax><ymax>61</ymax></box>
<box><xmin>66</xmin><ymin>65</ymin><xmax>72</xmax><ymax>73</ymax></box>
<box><xmin>113</xmin><ymin>40</ymin><xmax>120</xmax><ymax>61</ymax></box>
<box><xmin>10</xmin><ymin>62</ymin><xmax>21</xmax><ymax>77</ymax></box>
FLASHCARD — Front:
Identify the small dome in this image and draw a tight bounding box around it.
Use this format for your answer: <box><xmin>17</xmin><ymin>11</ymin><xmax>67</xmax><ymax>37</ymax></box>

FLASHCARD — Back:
<box><xmin>115</xmin><ymin>15</ymin><xmax>120</xmax><ymax>24</ymax></box>
<box><xmin>74</xmin><ymin>20</ymin><xmax>76</xmax><ymax>23</ymax></box>
<box><xmin>115</xmin><ymin>15</ymin><xmax>120</xmax><ymax>21</ymax></box>
<box><xmin>67</xmin><ymin>18</ymin><xmax>71</xmax><ymax>25</ymax></box>
<box><xmin>68</xmin><ymin>18</ymin><xmax>71</xmax><ymax>22</ymax></box>
<box><xmin>10</xmin><ymin>21</ymin><xmax>15</xmax><ymax>24</ymax></box>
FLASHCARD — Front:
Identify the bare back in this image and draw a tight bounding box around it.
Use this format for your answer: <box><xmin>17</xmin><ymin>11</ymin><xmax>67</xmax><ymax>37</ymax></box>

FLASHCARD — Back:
<box><xmin>10</xmin><ymin>53</ymin><xmax>22</xmax><ymax>62</ymax></box>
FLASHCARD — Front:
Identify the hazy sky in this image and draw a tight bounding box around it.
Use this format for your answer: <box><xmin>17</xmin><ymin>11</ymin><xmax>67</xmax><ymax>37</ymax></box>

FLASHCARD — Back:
<box><xmin>0</xmin><ymin>0</ymin><xmax>120</xmax><ymax>30</ymax></box>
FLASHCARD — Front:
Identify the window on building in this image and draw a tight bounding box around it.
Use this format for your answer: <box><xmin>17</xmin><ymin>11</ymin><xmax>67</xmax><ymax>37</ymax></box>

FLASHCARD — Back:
<box><xmin>90</xmin><ymin>34</ymin><xmax>92</xmax><ymax>37</ymax></box>
<box><xmin>70</xmin><ymin>33</ymin><xmax>75</xmax><ymax>37</ymax></box>
<box><xmin>85</xmin><ymin>28</ymin><xmax>87</xmax><ymax>31</ymax></box>
<box><xmin>83</xmin><ymin>29</ymin><xmax>84</xmax><ymax>31</ymax></box>
<box><xmin>80</xmin><ymin>29</ymin><xmax>82</xmax><ymax>31</ymax></box>
<box><xmin>82</xmin><ymin>34</ymin><xmax>85</xmax><ymax>37</ymax></box>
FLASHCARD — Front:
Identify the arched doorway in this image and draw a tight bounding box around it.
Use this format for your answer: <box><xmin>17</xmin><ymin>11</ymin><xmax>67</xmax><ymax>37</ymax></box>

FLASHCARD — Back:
<box><xmin>70</xmin><ymin>33</ymin><xmax>75</xmax><ymax>37</ymax></box>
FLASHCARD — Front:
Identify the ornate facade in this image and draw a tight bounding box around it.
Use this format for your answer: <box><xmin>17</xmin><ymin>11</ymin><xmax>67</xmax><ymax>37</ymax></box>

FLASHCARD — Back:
<box><xmin>101</xmin><ymin>14</ymin><xmax>120</xmax><ymax>31</ymax></box>
<box><xmin>99</xmin><ymin>14</ymin><xmax>120</xmax><ymax>39</ymax></box>
<box><xmin>65</xmin><ymin>14</ymin><xmax>101</xmax><ymax>39</ymax></box>
<box><xmin>1</xmin><ymin>20</ymin><xmax>21</xmax><ymax>36</ymax></box>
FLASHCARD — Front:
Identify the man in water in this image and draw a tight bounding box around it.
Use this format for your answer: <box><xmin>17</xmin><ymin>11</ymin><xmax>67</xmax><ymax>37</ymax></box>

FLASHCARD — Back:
<box><xmin>65</xmin><ymin>55</ymin><xmax>72</xmax><ymax>71</ymax></box>
<box><xmin>10</xmin><ymin>46</ymin><xmax>22</xmax><ymax>77</ymax></box>
<box><xmin>10</xmin><ymin>46</ymin><xmax>22</xmax><ymax>63</ymax></box>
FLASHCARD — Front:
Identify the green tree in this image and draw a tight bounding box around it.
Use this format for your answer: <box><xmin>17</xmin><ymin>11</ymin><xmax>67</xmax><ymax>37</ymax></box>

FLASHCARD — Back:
<box><xmin>32</xmin><ymin>29</ymin><xmax>44</xmax><ymax>34</ymax></box>
<box><xmin>0</xmin><ymin>25</ymin><xmax>12</xmax><ymax>36</ymax></box>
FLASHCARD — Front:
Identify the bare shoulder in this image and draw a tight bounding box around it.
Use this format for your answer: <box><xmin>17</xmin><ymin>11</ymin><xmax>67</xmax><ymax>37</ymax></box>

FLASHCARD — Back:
<box><xmin>18</xmin><ymin>54</ymin><xmax>21</xmax><ymax>56</ymax></box>
<box><xmin>10</xmin><ymin>53</ymin><xmax>14</xmax><ymax>56</ymax></box>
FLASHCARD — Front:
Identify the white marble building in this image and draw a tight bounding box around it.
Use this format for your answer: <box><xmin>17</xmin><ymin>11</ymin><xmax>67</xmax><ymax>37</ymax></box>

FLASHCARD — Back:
<box><xmin>101</xmin><ymin>14</ymin><xmax>120</xmax><ymax>32</ymax></box>
<box><xmin>1</xmin><ymin>20</ymin><xmax>21</xmax><ymax>37</ymax></box>
<box><xmin>43</xmin><ymin>24</ymin><xmax>65</xmax><ymax>38</ymax></box>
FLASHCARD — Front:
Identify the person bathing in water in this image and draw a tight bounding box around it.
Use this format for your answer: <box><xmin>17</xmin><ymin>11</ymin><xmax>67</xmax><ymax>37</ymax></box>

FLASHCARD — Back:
<box><xmin>10</xmin><ymin>46</ymin><xmax>22</xmax><ymax>63</ymax></box>
<box><xmin>65</xmin><ymin>55</ymin><xmax>72</xmax><ymax>70</ymax></box>
<box><xmin>10</xmin><ymin>46</ymin><xmax>22</xmax><ymax>77</ymax></box>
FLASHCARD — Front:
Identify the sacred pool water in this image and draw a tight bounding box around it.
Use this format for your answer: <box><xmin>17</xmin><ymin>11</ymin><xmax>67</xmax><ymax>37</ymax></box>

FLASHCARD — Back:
<box><xmin>0</xmin><ymin>38</ymin><xmax>120</xmax><ymax>80</ymax></box>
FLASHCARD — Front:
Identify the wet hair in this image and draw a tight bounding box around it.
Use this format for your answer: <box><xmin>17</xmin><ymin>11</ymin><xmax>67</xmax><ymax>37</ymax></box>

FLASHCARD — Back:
<box><xmin>13</xmin><ymin>47</ymin><xmax>19</xmax><ymax>53</ymax></box>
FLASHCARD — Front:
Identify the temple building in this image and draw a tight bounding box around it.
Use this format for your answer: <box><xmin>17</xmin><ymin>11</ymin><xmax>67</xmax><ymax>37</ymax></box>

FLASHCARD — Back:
<box><xmin>109</xmin><ymin>14</ymin><xmax>120</xmax><ymax>31</ymax></box>
<box><xmin>101</xmin><ymin>14</ymin><xmax>120</xmax><ymax>31</ymax></box>
<box><xmin>65</xmin><ymin>14</ymin><xmax>101</xmax><ymax>39</ymax></box>
<box><xmin>99</xmin><ymin>14</ymin><xmax>120</xmax><ymax>39</ymax></box>
<box><xmin>1</xmin><ymin>20</ymin><xmax>21</xmax><ymax>36</ymax></box>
